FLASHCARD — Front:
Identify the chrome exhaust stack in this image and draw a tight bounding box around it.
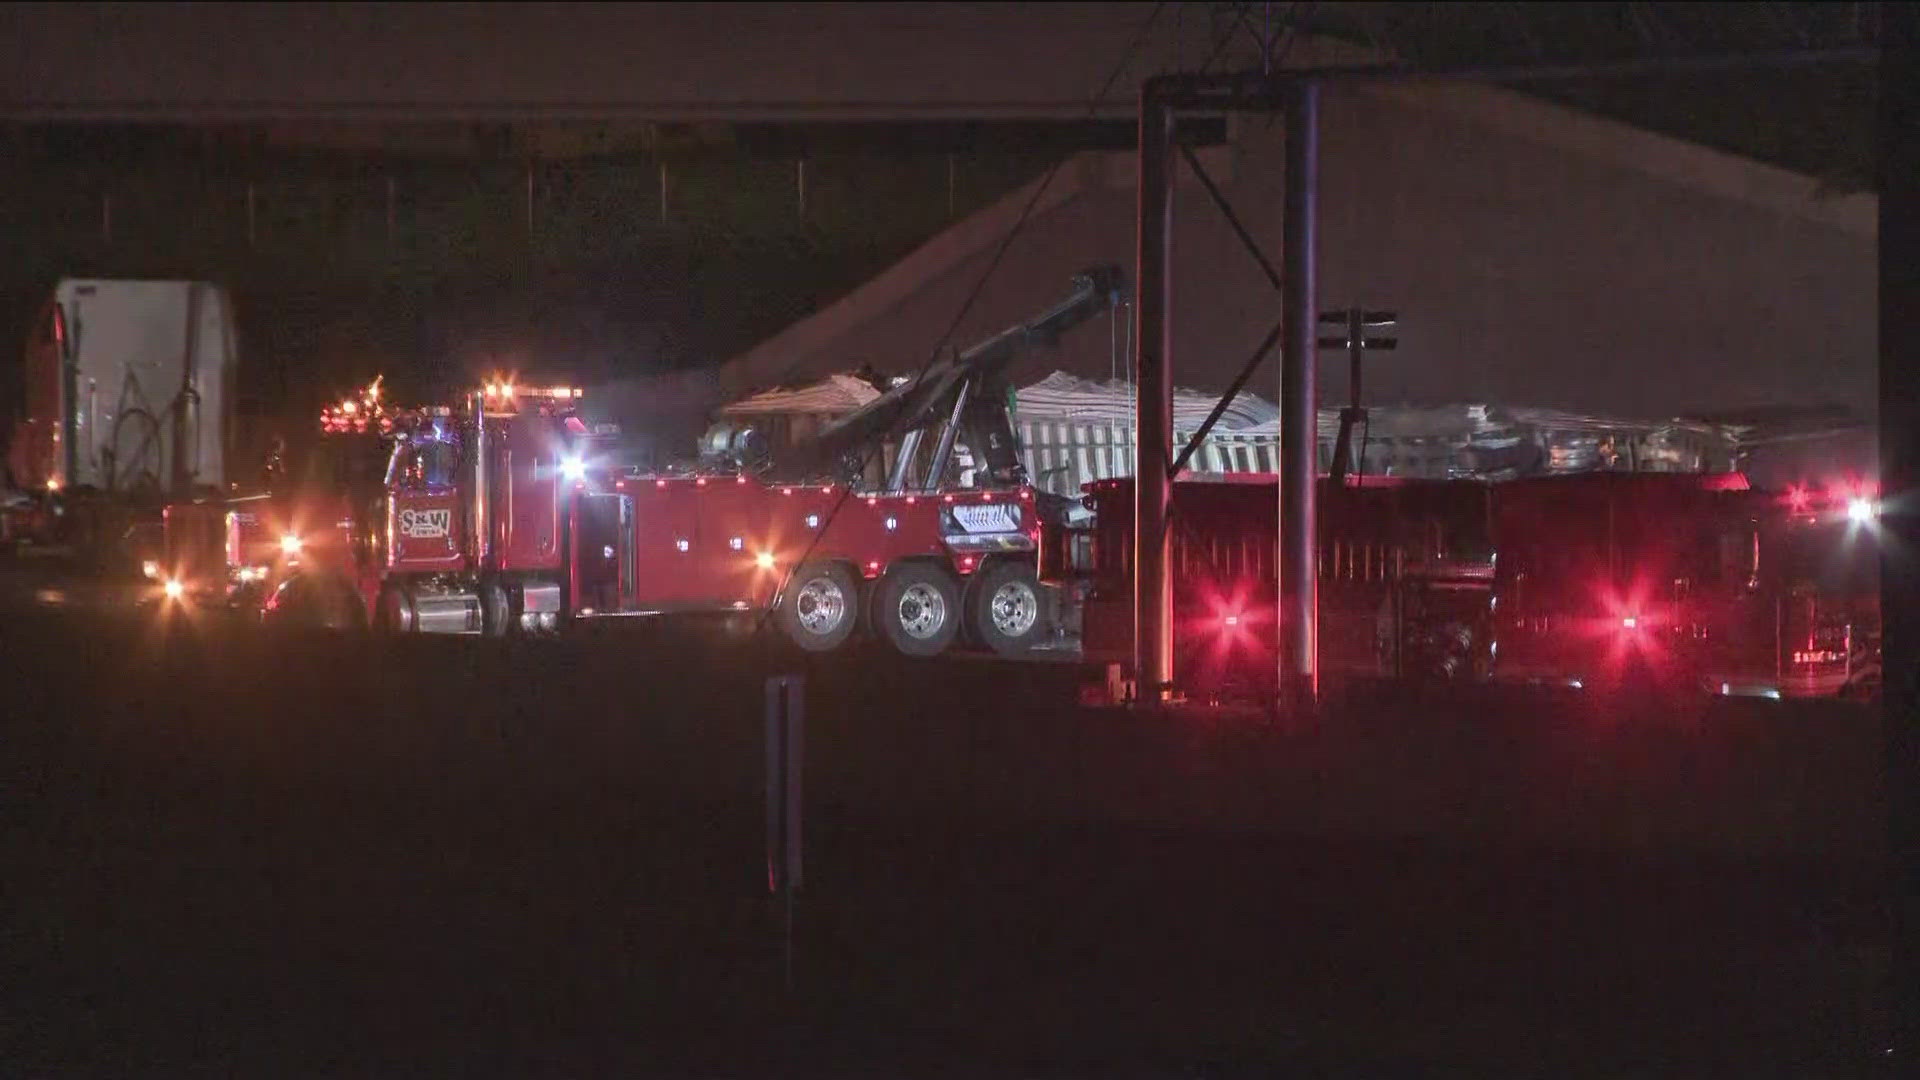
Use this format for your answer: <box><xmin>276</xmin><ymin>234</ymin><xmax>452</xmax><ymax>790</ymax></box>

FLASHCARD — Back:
<box><xmin>468</xmin><ymin>390</ymin><xmax>489</xmax><ymax>569</ymax></box>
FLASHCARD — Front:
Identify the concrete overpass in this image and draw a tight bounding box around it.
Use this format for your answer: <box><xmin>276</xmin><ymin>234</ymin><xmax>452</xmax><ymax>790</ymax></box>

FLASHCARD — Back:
<box><xmin>0</xmin><ymin>2</ymin><xmax>1342</xmax><ymax>122</ymax></box>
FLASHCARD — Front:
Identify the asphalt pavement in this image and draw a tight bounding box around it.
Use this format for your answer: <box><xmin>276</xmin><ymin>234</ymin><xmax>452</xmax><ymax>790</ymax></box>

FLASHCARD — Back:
<box><xmin>0</xmin><ymin>557</ymin><xmax>1896</xmax><ymax>1077</ymax></box>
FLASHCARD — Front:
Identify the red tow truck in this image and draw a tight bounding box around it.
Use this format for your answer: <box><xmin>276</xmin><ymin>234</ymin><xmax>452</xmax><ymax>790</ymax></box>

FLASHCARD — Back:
<box><xmin>159</xmin><ymin>381</ymin><xmax>1046</xmax><ymax>655</ymax></box>
<box><xmin>160</xmin><ymin>266</ymin><xmax>1126</xmax><ymax>655</ymax></box>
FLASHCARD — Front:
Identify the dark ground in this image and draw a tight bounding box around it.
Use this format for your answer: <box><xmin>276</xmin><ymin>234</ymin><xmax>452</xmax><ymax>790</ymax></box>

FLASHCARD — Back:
<box><xmin>0</xmin><ymin>562</ymin><xmax>1896</xmax><ymax>1077</ymax></box>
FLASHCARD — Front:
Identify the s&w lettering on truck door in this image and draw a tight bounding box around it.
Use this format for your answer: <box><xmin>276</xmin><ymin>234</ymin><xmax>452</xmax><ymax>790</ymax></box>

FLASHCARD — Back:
<box><xmin>399</xmin><ymin>507</ymin><xmax>452</xmax><ymax>539</ymax></box>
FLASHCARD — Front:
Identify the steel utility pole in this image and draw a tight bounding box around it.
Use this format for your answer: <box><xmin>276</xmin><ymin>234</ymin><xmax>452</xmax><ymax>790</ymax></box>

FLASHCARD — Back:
<box><xmin>1321</xmin><ymin>308</ymin><xmax>1399</xmax><ymax>482</ymax></box>
<box><xmin>1278</xmin><ymin>79</ymin><xmax>1319</xmax><ymax>706</ymax></box>
<box><xmin>1133</xmin><ymin>86</ymin><xmax>1176</xmax><ymax>702</ymax></box>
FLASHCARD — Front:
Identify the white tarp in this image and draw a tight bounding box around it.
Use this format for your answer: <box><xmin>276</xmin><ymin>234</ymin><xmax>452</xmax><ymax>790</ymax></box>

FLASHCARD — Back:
<box><xmin>1011</xmin><ymin>370</ymin><xmax>1278</xmax><ymax>431</ymax></box>
<box><xmin>719</xmin><ymin>373</ymin><xmax>881</xmax><ymax>416</ymax></box>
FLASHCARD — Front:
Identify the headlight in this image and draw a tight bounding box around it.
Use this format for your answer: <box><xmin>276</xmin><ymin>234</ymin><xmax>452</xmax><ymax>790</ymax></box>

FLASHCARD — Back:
<box><xmin>280</xmin><ymin>533</ymin><xmax>303</xmax><ymax>556</ymax></box>
<box><xmin>141</xmin><ymin>559</ymin><xmax>160</xmax><ymax>580</ymax></box>
<box><xmin>162</xmin><ymin>579</ymin><xmax>185</xmax><ymax>601</ymax></box>
<box><xmin>1846</xmin><ymin>497</ymin><xmax>1877</xmax><ymax>524</ymax></box>
<box><xmin>561</xmin><ymin>455</ymin><xmax>586</xmax><ymax>483</ymax></box>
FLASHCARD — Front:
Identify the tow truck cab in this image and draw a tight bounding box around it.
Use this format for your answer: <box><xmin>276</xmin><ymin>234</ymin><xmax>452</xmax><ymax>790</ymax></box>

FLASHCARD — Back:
<box><xmin>371</xmin><ymin>385</ymin><xmax>592</xmax><ymax>634</ymax></box>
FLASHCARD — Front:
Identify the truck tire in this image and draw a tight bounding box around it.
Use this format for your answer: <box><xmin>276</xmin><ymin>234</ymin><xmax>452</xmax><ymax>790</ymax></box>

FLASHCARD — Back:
<box><xmin>778</xmin><ymin>562</ymin><xmax>859</xmax><ymax>652</ymax></box>
<box><xmin>273</xmin><ymin>576</ymin><xmax>359</xmax><ymax>632</ymax></box>
<box><xmin>480</xmin><ymin>582</ymin><xmax>512</xmax><ymax>638</ymax></box>
<box><xmin>875</xmin><ymin>563</ymin><xmax>961</xmax><ymax>658</ymax></box>
<box><xmin>374</xmin><ymin>583</ymin><xmax>415</xmax><ymax>634</ymax></box>
<box><xmin>967</xmin><ymin>561</ymin><xmax>1050</xmax><ymax>657</ymax></box>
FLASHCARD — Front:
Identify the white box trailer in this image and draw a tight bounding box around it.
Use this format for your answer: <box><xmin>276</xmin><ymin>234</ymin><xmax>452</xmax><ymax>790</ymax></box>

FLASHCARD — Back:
<box><xmin>8</xmin><ymin>279</ymin><xmax>238</xmax><ymax>497</ymax></box>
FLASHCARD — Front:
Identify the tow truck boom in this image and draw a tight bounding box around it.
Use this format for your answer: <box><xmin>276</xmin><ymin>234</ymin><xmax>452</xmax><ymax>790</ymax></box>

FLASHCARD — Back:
<box><xmin>790</xmin><ymin>264</ymin><xmax>1127</xmax><ymax>488</ymax></box>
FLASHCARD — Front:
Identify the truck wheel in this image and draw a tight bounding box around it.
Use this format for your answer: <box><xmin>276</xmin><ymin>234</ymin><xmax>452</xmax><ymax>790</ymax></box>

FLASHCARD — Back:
<box><xmin>480</xmin><ymin>582</ymin><xmax>512</xmax><ymax>638</ymax></box>
<box><xmin>875</xmin><ymin>563</ymin><xmax>961</xmax><ymax>658</ymax></box>
<box><xmin>275</xmin><ymin>577</ymin><xmax>358</xmax><ymax>632</ymax></box>
<box><xmin>374</xmin><ymin>584</ymin><xmax>415</xmax><ymax>634</ymax></box>
<box><xmin>967</xmin><ymin>561</ymin><xmax>1050</xmax><ymax>657</ymax></box>
<box><xmin>778</xmin><ymin>562</ymin><xmax>859</xmax><ymax>652</ymax></box>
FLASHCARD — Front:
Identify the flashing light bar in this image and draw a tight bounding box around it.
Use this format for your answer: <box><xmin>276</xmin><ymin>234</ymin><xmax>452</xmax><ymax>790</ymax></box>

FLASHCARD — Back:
<box><xmin>482</xmin><ymin>383</ymin><xmax>582</xmax><ymax>401</ymax></box>
<box><xmin>1783</xmin><ymin>480</ymin><xmax>1879</xmax><ymax>519</ymax></box>
<box><xmin>320</xmin><ymin>376</ymin><xmax>396</xmax><ymax>435</ymax></box>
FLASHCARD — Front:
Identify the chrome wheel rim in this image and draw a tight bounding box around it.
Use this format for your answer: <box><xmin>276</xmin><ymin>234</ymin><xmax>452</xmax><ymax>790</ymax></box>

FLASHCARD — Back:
<box><xmin>896</xmin><ymin>582</ymin><xmax>947</xmax><ymax>639</ymax></box>
<box><xmin>989</xmin><ymin>580</ymin><xmax>1039</xmax><ymax>638</ymax></box>
<box><xmin>794</xmin><ymin>577</ymin><xmax>847</xmax><ymax>635</ymax></box>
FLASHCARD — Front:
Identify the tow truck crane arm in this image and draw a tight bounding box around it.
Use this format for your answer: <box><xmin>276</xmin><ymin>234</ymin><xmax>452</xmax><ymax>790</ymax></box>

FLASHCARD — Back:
<box><xmin>789</xmin><ymin>264</ymin><xmax>1128</xmax><ymax>487</ymax></box>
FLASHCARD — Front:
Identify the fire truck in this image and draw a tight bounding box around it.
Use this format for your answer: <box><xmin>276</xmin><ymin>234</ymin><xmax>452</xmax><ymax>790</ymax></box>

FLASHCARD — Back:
<box><xmin>1713</xmin><ymin>482</ymin><xmax>1881</xmax><ymax>699</ymax></box>
<box><xmin>1066</xmin><ymin>473</ymin><xmax>1497</xmax><ymax>701</ymax></box>
<box><xmin>1485</xmin><ymin>471</ymin><xmax>1760</xmax><ymax>693</ymax></box>
<box><xmin>160</xmin><ymin>267</ymin><xmax>1125</xmax><ymax>655</ymax></box>
<box><xmin>1484</xmin><ymin>472</ymin><xmax>1884</xmax><ymax>699</ymax></box>
<box><xmin>1063</xmin><ymin>468</ymin><xmax>1882</xmax><ymax>703</ymax></box>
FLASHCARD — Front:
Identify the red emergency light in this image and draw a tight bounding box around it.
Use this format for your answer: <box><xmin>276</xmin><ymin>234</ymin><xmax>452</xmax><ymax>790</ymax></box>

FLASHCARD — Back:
<box><xmin>1195</xmin><ymin>584</ymin><xmax>1267</xmax><ymax>659</ymax></box>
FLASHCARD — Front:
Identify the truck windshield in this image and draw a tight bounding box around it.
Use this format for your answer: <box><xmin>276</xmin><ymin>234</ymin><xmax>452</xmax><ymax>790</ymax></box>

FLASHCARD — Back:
<box><xmin>386</xmin><ymin>434</ymin><xmax>462</xmax><ymax>489</ymax></box>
